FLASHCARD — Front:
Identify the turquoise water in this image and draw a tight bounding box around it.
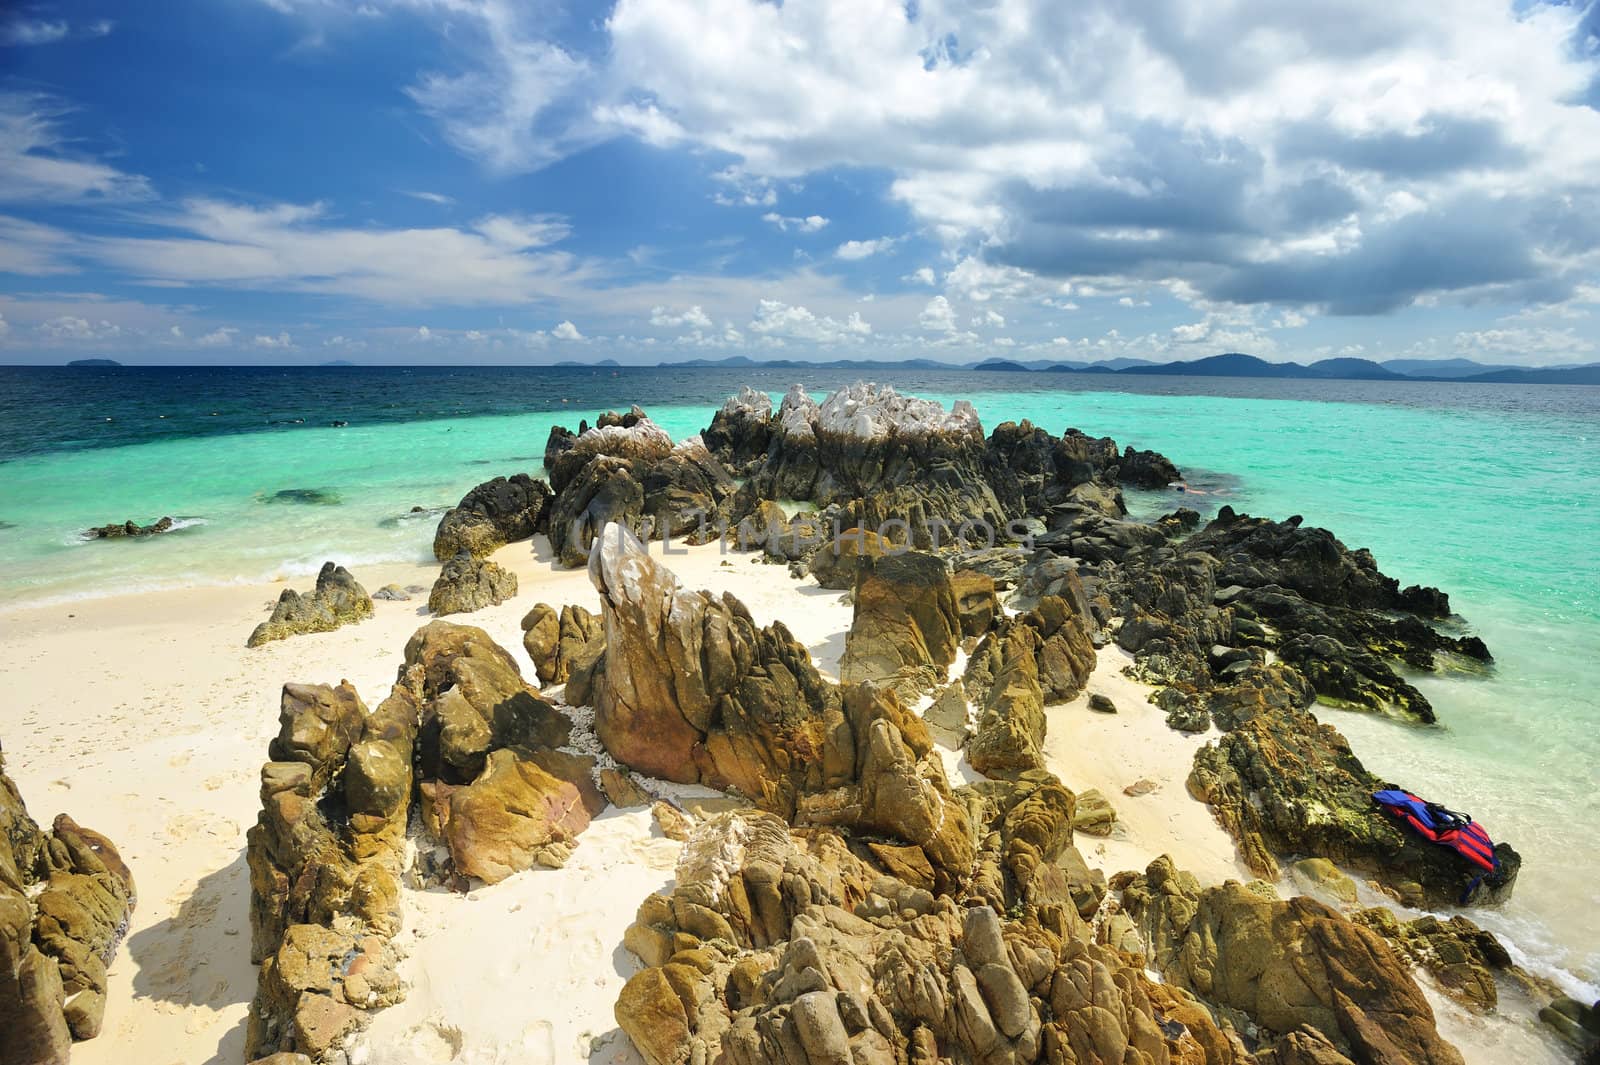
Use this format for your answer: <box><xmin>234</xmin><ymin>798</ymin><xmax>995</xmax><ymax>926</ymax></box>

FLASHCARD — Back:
<box><xmin>1</xmin><ymin>373</ymin><xmax>1596</xmax><ymax>994</ymax></box>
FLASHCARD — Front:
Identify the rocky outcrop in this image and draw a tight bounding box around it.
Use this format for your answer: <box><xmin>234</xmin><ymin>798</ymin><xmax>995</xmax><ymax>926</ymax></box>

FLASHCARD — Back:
<box><xmin>983</xmin><ymin>421</ymin><xmax>1183</xmax><ymax>516</ymax></box>
<box><xmin>1121</xmin><ymin>857</ymin><xmax>1466</xmax><ymax>1065</ymax></box>
<box><xmin>431</xmin><ymin>473</ymin><xmax>551</xmax><ymax>560</ymax></box>
<box><xmin>1</xmin><ymin>743</ymin><xmax>135</xmax><ymax>1062</ymax></box>
<box><xmin>543</xmin><ymin>408</ymin><xmax>737</xmax><ymax>566</ymax></box>
<box><xmin>1188</xmin><ymin>704</ymin><xmax>1520</xmax><ymax>908</ymax></box>
<box><xmin>519</xmin><ymin>601</ymin><xmax>603</xmax><ymax>687</ymax></box>
<box><xmin>746</xmin><ymin>383</ymin><xmax>1009</xmax><ymax>549</ymax></box>
<box><xmin>427</xmin><ymin>552</ymin><xmax>517</xmax><ymax>615</ymax></box>
<box><xmin>1349</xmin><ymin>908</ymin><xmax>1520</xmax><ymax>1013</ymax></box>
<box><xmin>838</xmin><ymin>551</ymin><xmax>961</xmax><ymax>697</ymax></box>
<box><xmin>964</xmin><ymin>596</ymin><xmax>1096</xmax><ymax>774</ymax></box>
<box><xmin>246</xmin><ymin>621</ymin><xmax>598</xmax><ymax>1060</ymax></box>
<box><xmin>248</xmin><ymin>562</ymin><xmax>374</xmax><ymax>647</ymax></box>
<box><xmin>85</xmin><ymin>515</ymin><xmax>174</xmax><ymax>538</ymax></box>
<box><xmin>586</xmin><ymin>523</ymin><xmax>973</xmax><ymax>885</ymax></box>
<box><xmin>702</xmin><ymin>386</ymin><xmax>773</xmax><ymax>472</ymax></box>
<box><xmin>617</xmin><ymin>809</ymin><xmax>1249</xmax><ymax>1065</ymax></box>
<box><xmin>806</xmin><ymin>527</ymin><xmax>887</xmax><ymax>590</ymax></box>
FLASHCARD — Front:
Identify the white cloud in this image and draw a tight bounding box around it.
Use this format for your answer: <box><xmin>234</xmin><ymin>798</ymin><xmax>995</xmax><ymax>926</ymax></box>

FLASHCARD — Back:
<box><xmin>2</xmin><ymin>20</ymin><xmax>69</xmax><ymax>46</ymax></box>
<box><xmin>1452</xmin><ymin>327</ymin><xmax>1595</xmax><ymax>361</ymax></box>
<box><xmin>552</xmin><ymin>319</ymin><xmax>584</xmax><ymax>340</ymax></box>
<box><xmin>919</xmin><ymin>295</ymin><xmax>957</xmax><ymax>333</ymax></box>
<box><xmin>415</xmin><ymin>325</ymin><xmax>433</xmax><ymax>341</ymax></box>
<box><xmin>402</xmin><ymin>189</ymin><xmax>456</xmax><ymax>206</ymax></box>
<box><xmin>197</xmin><ymin>327</ymin><xmax>236</xmax><ymax>347</ymax></box>
<box><xmin>39</xmin><ymin>315</ymin><xmax>122</xmax><ymax>342</ymax></box>
<box><xmin>650</xmin><ymin>304</ymin><xmax>713</xmax><ymax>329</ymax></box>
<box><xmin>835</xmin><ymin>236</ymin><xmax>899</xmax><ymax>261</ymax></box>
<box><xmin>711</xmin><ymin>167</ymin><xmax>777</xmax><ymax>207</ymax></box>
<box><xmin>86</xmin><ymin>199</ymin><xmax>596</xmax><ymax>305</ymax></box>
<box><xmin>905</xmin><ymin>267</ymin><xmax>937</xmax><ymax>286</ymax></box>
<box><xmin>254</xmin><ymin>332</ymin><xmax>295</xmax><ymax>349</ymax></box>
<box><xmin>748</xmin><ymin>299</ymin><xmax>871</xmax><ymax>343</ymax></box>
<box><xmin>762</xmin><ymin>212</ymin><xmax>829</xmax><ymax>233</ymax></box>
<box><xmin>0</xmin><ymin>313</ymin><xmax>10</xmax><ymax>342</ymax></box>
<box><xmin>973</xmin><ymin>309</ymin><xmax>1005</xmax><ymax>328</ymax></box>
<box><xmin>0</xmin><ymin>93</ymin><xmax>152</xmax><ymax>203</ymax></box>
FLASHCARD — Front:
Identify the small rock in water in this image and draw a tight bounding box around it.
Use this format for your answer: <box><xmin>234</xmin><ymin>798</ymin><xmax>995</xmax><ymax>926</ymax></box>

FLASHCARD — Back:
<box><xmin>372</xmin><ymin>584</ymin><xmax>410</xmax><ymax>601</ymax></box>
<box><xmin>265</xmin><ymin>488</ymin><xmax>342</xmax><ymax>506</ymax></box>
<box><xmin>85</xmin><ymin>515</ymin><xmax>175</xmax><ymax>539</ymax></box>
<box><xmin>1088</xmin><ymin>692</ymin><xmax>1117</xmax><ymax>714</ymax></box>
<box><xmin>1123</xmin><ymin>778</ymin><xmax>1159</xmax><ymax>797</ymax></box>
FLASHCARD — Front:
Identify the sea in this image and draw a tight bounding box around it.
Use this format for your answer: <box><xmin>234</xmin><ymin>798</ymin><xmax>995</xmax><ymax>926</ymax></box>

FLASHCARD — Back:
<box><xmin>1</xmin><ymin>364</ymin><xmax>1596</xmax><ymax>997</ymax></box>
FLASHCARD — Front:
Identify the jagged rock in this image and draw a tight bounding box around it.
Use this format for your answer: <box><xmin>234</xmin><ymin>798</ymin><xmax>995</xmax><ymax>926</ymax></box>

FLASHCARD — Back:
<box><xmin>807</xmin><ymin>527</ymin><xmax>887</xmax><ymax>590</ymax></box>
<box><xmin>748</xmin><ymin>383</ymin><xmax>1008</xmax><ymax>549</ymax></box>
<box><xmin>965</xmin><ymin>624</ymin><xmax>1046</xmax><ymax>774</ymax></box>
<box><xmin>1540</xmin><ymin>996</ymin><xmax>1600</xmax><ymax>1054</ymax></box>
<box><xmin>546</xmin><ymin>454</ymin><xmax>647</xmax><ymax>567</ymax></box>
<box><xmin>652</xmin><ymin>801</ymin><xmax>693</xmax><ymax>842</ymax></box>
<box><xmin>1351</xmin><ymin>908</ymin><xmax>1520</xmax><ymax>1013</ymax></box>
<box><xmin>1122</xmin><ymin>856</ymin><xmax>1466</xmax><ymax>1065</ymax></box>
<box><xmin>923</xmin><ymin>681</ymin><xmax>970</xmax><ymax>747</ymax></box>
<box><xmin>641</xmin><ymin>436</ymin><xmax>737</xmax><ymax>538</ymax></box>
<box><xmin>950</xmin><ymin>569</ymin><xmax>999</xmax><ymax>637</ymax></box>
<box><xmin>85</xmin><ymin>515</ymin><xmax>174</xmax><ymax>538</ymax></box>
<box><xmin>617</xmin><ymin>809</ymin><xmax>1229</xmax><ymax>1065</ymax></box>
<box><xmin>427</xmin><ymin>552</ymin><xmax>517</xmax><ymax>615</ymax></box>
<box><xmin>432</xmin><ymin>473</ymin><xmax>551</xmax><ymax>560</ymax></box>
<box><xmin>839</xmin><ymin>551</ymin><xmax>960</xmax><ymax>697</ymax></box>
<box><xmin>963</xmin><ymin>595</ymin><xmax>1096</xmax><ymax>775</ymax></box>
<box><xmin>589</xmin><ymin>523</ymin><xmax>972</xmax><ymax>883</ymax></box>
<box><xmin>1188</xmin><ymin>703</ymin><xmax>1520</xmax><ymax>908</ymax></box>
<box><xmin>0</xmin><ymin>752</ymin><xmax>134</xmax><ymax>1058</ymax></box>
<box><xmin>519</xmin><ymin>602</ymin><xmax>603</xmax><ymax>686</ymax></box>
<box><xmin>248</xmin><ymin>562</ymin><xmax>374</xmax><ymax>647</ymax></box>
<box><xmin>432</xmin><ymin>748</ymin><xmax>605</xmax><ymax>881</ymax></box>
<box><xmin>702</xmin><ymin>386</ymin><xmax>774</xmax><ymax>471</ymax></box>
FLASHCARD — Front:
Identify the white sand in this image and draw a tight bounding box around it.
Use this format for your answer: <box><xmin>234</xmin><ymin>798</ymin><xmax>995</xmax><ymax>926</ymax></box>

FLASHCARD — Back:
<box><xmin>1042</xmin><ymin>645</ymin><xmax>1247</xmax><ymax>887</ymax></box>
<box><xmin>0</xmin><ymin>539</ymin><xmax>1560</xmax><ymax>1064</ymax></box>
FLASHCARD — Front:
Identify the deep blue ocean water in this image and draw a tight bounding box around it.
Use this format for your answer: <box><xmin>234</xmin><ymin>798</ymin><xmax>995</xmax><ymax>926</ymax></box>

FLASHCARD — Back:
<box><xmin>1</xmin><ymin>364</ymin><xmax>1596</xmax><ymax>993</ymax></box>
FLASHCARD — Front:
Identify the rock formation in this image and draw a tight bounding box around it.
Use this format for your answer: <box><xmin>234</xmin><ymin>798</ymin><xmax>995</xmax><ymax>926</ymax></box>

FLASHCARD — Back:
<box><xmin>1121</xmin><ymin>857</ymin><xmax>1466</xmax><ymax>1065</ymax></box>
<box><xmin>245</xmin><ymin>621</ymin><xmax>600</xmax><ymax>1060</ymax></box>
<box><xmin>519</xmin><ymin>601</ymin><xmax>604</xmax><ymax>687</ymax></box>
<box><xmin>586</xmin><ymin>523</ymin><xmax>972</xmax><ymax>885</ymax></box>
<box><xmin>427</xmin><ymin>551</ymin><xmax>517</xmax><ymax>615</ymax></box>
<box><xmin>701</xmin><ymin>386</ymin><xmax>773</xmax><ymax>472</ymax></box>
<box><xmin>1</xmin><ymin>741</ymin><xmax>135</xmax><ymax>1063</ymax></box>
<box><xmin>248</xmin><ymin>562</ymin><xmax>374</xmax><ymax>647</ymax></box>
<box><xmin>432</xmin><ymin>473</ymin><xmax>551</xmax><ymax>560</ymax></box>
<box><xmin>1188</xmin><ymin>702</ymin><xmax>1520</xmax><ymax>908</ymax></box>
<box><xmin>838</xmin><ymin>551</ymin><xmax>961</xmax><ymax>697</ymax></box>
<box><xmin>84</xmin><ymin>515</ymin><xmax>175</xmax><ymax>538</ymax></box>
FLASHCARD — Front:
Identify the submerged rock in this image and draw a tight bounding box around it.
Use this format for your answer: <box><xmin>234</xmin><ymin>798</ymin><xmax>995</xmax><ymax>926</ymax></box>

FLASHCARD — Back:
<box><xmin>1</xmin><ymin>741</ymin><xmax>135</xmax><ymax>1060</ymax></box>
<box><xmin>265</xmin><ymin>488</ymin><xmax>341</xmax><ymax>506</ymax></box>
<box><xmin>432</xmin><ymin>473</ymin><xmax>550</xmax><ymax>560</ymax></box>
<box><xmin>247</xmin><ymin>562</ymin><xmax>374</xmax><ymax>647</ymax></box>
<box><xmin>427</xmin><ymin>552</ymin><xmax>517</xmax><ymax>616</ymax></box>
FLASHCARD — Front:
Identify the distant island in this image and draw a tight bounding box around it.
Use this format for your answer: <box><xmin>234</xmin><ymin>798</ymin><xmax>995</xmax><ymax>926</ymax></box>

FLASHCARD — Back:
<box><xmin>67</xmin><ymin>358</ymin><xmax>122</xmax><ymax>368</ymax></box>
<box><xmin>320</xmin><ymin>359</ymin><xmax>358</xmax><ymax>367</ymax></box>
<box><xmin>651</xmin><ymin>352</ymin><xmax>1600</xmax><ymax>385</ymax></box>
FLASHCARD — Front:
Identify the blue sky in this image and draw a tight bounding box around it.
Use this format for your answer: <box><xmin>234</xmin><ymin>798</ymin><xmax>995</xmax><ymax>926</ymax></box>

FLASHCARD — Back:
<box><xmin>3</xmin><ymin>0</ymin><xmax>1600</xmax><ymax>366</ymax></box>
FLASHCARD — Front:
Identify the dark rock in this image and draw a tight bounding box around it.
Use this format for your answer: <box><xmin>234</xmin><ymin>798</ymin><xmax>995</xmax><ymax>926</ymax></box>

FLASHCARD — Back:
<box><xmin>85</xmin><ymin>516</ymin><xmax>175</xmax><ymax>539</ymax></box>
<box><xmin>701</xmin><ymin>386</ymin><xmax>773</xmax><ymax>472</ymax></box>
<box><xmin>266</xmin><ymin>489</ymin><xmax>341</xmax><ymax>506</ymax></box>
<box><xmin>427</xmin><ymin>552</ymin><xmax>517</xmax><ymax>616</ymax></box>
<box><xmin>432</xmin><ymin>473</ymin><xmax>551</xmax><ymax>560</ymax></box>
<box><xmin>1088</xmin><ymin>692</ymin><xmax>1116</xmax><ymax>714</ymax></box>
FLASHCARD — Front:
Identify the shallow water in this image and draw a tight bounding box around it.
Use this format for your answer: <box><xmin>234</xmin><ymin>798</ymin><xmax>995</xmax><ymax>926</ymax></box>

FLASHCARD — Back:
<box><xmin>2</xmin><ymin>366</ymin><xmax>1596</xmax><ymax>994</ymax></box>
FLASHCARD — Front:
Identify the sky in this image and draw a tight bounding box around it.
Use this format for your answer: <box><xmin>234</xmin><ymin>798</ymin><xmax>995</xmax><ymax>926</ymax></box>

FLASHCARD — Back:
<box><xmin>4</xmin><ymin>0</ymin><xmax>1600</xmax><ymax>367</ymax></box>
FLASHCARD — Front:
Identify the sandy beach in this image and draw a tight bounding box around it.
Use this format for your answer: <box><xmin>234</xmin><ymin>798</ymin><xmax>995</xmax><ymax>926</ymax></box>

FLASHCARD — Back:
<box><xmin>0</xmin><ymin>531</ymin><xmax>1571</xmax><ymax>1065</ymax></box>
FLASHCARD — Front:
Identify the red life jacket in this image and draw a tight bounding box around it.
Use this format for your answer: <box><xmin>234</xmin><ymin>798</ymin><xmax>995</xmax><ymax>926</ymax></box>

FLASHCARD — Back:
<box><xmin>1372</xmin><ymin>788</ymin><xmax>1499</xmax><ymax>873</ymax></box>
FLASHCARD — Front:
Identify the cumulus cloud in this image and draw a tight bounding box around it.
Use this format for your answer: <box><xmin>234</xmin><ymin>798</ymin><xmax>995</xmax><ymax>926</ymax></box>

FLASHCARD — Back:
<box><xmin>650</xmin><ymin>304</ymin><xmax>713</xmax><ymax>329</ymax></box>
<box><xmin>762</xmin><ymin>212</ymin><xmax>829</xmax><ymax>233</ymax></box>
<box><xmin>835</xmin><ymin>236</ymin><xmax>899</xmax><ymax>260</ymax></box>
<box><xmin>601</xmin><ymin>0</ymin><xmax>1600</xmax><ymax>316</ymax></box>
<box><xmin>39</xmin><ymin>315</ymin><xmax>122</xmax><ymax>342</ymax></box>
<box><xmin>254</xmin><ymin>332</ymin><xmax>295</xmax><ymax>349</ymax></box>
<box><xmin>197</xmin><ymin>327</ymin><xmax>237</xmax><ymax>347</ymax></box>
<box><xmin>919</xmin><ymin>295</ymin><xmax>957</xmax><ymax>333</ymax></box>
<box><xmin>905</xmin><ymin>267</ymin><xmax>936</xmax><ymax>286</ymax></box>
<box><xmin>748</xmin><ymin>299</ymin><xmax>871</xmax><ymax>343</ymax></box>
<box><xmin>551</xmin><ymin>319</ymin><xmax>583</xmax><ymax>340</ymax></box>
